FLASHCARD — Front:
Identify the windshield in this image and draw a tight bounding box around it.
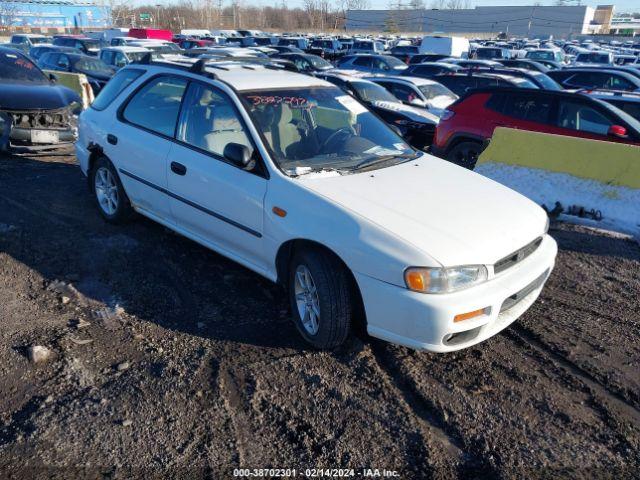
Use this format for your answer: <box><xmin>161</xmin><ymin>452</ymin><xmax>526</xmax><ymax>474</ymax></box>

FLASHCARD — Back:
<box><xmin>242</xmin><ymin>87</ymin><xmax>416</xmax><ymax>175</ymax></box>
<box><xmin>0</xmin><ymin>51</ymin><xmax>47</xmax><ymax>83</ymax></box>
<box><xmin>82</xmin><ymin>39</ymin><xmax>100</xmax><ymax>50</ymax></box>
<box><xmin>576</xmin><ymin>52</ymin><xmax>611</xmax><ymax>64</ymax></box>
<box><xmin>526</xmin><ymin>50</ymin><xmax>554</xmax><ymax>60</ymax></box>
<box><xmin>531</xmin><ymin>72</ymin><xmax>562</xmax><ymax>90</ymax></box>
<box><xmin>476</xmin><ymin>48</ymin><xmax>502</xmax><ymax>59</ymax></box>
<box><xmin>30</xmin><ymin>37</ymin><xmax>50</xmax><ymax>45</ymax></box>
<box><xmin>352</xmin><ymin>81</ymin><xmax>398</xmax><ymax>103</ymax></box>
<box><xmin>353</xmin><ymin>41</ymin><xmax>373</xmax><ymax>50</ymax></box>
<box><xmin>418</xmin><ymin>83</ymin><xmax>456</xmax><ymax>101</ymax></box>
<box><xmin>385</xmin><ymin>56</ymin><xmax>407</xmax><ymax>68</ymax></box>
<box><xmin>511</xmin><ymin>77</ymin><xmax>539</xmax><ymax>89</ymax></box>
<box><xmin>127</xmin><ymin>51</ymin><xmax>149</xmax><ymax>62</ymax></box>
<box><xmin>307</xmin><ymin>55</ymin><xmax>332</xmax><ymax>69</ymax></box>
<box><xmin>75</xmin><ymin>58</ymin><xmax>113</xmax><ymax>74</ymax></box>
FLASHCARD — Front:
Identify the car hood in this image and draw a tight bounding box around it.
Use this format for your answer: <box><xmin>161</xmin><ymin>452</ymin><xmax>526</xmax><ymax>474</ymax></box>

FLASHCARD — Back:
<box><xmin>371</xmin><ymin>100</ymin><xmax>439</xmax><ymax>124</ymax></box>
<box><xmin>299</xmin><ymin>154</ymin><xmax>546</xmax><ymax>267</ymax></box>
<box><xmin>0</xmin><ymin>82</ymin><xmax>79</xmax><ymax>110</ymax></box>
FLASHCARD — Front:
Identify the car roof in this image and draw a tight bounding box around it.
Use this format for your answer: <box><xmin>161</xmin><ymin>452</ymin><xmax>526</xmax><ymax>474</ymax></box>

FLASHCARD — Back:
<box><xmin>410</xmin><ymin>62</ymin><xmax>459</xmax><ymax>68</ymax></box>
<box><xmin>583</xmin><ymin>89</ymin><xmax>640</xmax><ymax>101</ymax></box>
<box><xmin>102</xmin><ymin>46</ymin><xmax>150</xmax><ymax>52</ymax></box>
<box><xmin>460</xmin><ymin>86</ymin><xmax>594</xmax><ymax>100</ymax></box>
<box><xmin>134</xmin><ymin>60</ymin><xmax>334</xmax><ymax>91</ymax></box>
<box><xmin>366</xmin><ymin>75</ymin><xmax>438</xmax><ymax>86</ymax></box>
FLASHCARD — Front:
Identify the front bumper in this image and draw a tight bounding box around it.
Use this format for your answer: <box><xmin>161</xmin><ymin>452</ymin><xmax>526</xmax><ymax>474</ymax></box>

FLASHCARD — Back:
<box><xmin>355</xmin><ymin>234</ymin><xmax>558</xmax><ymax>352</ymax></box>
<box><xmin>9</xmin><ymin>127</ymin><xmax>77</xmax><ymax>145</ymax></box>
<box><xmin>1</xmin><ymin>108</ymin><xmax>77</xmax><ymax>147</ymax></box>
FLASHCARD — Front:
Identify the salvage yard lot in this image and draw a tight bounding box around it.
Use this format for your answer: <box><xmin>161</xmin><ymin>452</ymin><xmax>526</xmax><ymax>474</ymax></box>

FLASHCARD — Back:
<box><xmin>0</xmin><ymin>151</ymin><xmax>639</xmax><ymax>478</ymax></box>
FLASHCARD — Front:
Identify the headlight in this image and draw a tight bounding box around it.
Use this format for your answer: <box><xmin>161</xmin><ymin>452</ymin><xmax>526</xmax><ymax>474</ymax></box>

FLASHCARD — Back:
<box><xmin>405</xmin><ymin>265</ymin><xmax>488</xmax><ymax>294</ymax></box>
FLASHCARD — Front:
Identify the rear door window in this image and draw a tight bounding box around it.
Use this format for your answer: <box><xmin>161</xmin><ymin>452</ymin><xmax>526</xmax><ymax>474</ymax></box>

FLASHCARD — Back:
<box><xmin>122</xmin><ymin>75</ymin><xmax>188</xmax><ymax>136</ymax></box>
<box><xmin>353</xmin><ymin>56</ymin><xmax>372</xmax><ymax>68</ymax></box>
<box><xmin>502</xmin><ymin>93</ymin><xmax>553</xmax><ymax>124</ymax></box>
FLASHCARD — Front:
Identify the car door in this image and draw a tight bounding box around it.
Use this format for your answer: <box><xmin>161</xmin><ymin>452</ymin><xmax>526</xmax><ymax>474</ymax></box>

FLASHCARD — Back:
<box><xmin>111</xmin><ymin>74</ymin><xmax>188</xmax><ymax>224</ymax></box>
<box><xmin>39</xmin><ymin>53</ymin><xmax>59</xmax><ymax>70</ymax></box>
<box><xmin>552</xmin><ymin>98</ymin><xmax>619</xmax><ymax>142</ymax></box>
<box><xmin>114</xmin><ymin>52</ymin><xmax>128</xmax><ymax>68</ymax></box>
<box><xmin>57</xmin><ymin>54</ymin><xmax>71</xmax><ymax>72</ymax></box>
<box><xmin>490</xmin><ymin>92</ymin><xmax>556</xmax><ymax>135</ymax></box>
<box><xmin>166</xmin><ymin>80</ymin><xmax>268</xmax><ymax>271</ymax></box>
<box><xmin>372</xmin><ymin>57</ymin><xmax>392</xmax><ymax>74</ymax></box>
<box><xmin>390</xmin><ymin>83</ymin><xmax>424</xmax><ymax>106</ymax></box>
<box><xmin>352</xmin><ymin>56</ymin><xmax>372</xmax><ymax>73</ymax></box>
<box><xmin>100</xmin><ymin>50</ymin><xmax>114</xmax><ymax>66</ymax></box>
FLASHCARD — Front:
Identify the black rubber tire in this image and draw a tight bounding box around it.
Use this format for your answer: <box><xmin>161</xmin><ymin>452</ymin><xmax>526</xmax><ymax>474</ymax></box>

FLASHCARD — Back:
<box><xmin>89</xmin><ymin>156</ymin><xmax>134</xmax><ymax>224</ymax></box>
<box><xmin>446</xmin><ymin>141</ymin><xmax>483</xmax><ymax>170</ymax></box>
<box><xmin>288</xmin><ymin>247</ymin><xmax>353</xmax><ymax>350</ymax></box>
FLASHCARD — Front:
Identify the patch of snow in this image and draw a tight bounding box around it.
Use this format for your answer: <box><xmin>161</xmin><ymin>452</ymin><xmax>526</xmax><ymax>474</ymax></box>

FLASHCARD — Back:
<box><xmin>476</xmin><ymin>163</ymin><xmax>640</xmax><ymax>237</ymax></box>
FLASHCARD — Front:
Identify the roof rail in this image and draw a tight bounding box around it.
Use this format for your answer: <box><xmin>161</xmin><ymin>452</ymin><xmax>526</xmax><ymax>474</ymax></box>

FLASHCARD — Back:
<box><xmin>131</xmin><ymin>56</ymin><xmax>218</xmax><ymax>79</ymax></box>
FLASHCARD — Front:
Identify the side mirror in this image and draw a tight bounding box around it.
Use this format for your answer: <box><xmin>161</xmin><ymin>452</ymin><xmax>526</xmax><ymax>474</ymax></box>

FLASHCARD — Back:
<box><xmin>608</xmin><ymin>125</ymin><xmax>628</xmax><ymax>138</ymax></box>
<box><xmin>409</xmin><ymin>97</ymin><xmax>426</xmax><ymax>108</ymax></box>
<box><xmin>224</xmin><ymin>143</ymin><xmax>254</xmax><ymax>169</ymax></box>
<box><xmin>48</xmin><ymin>73</ymin><xmax>58</xmax><ymax>83</ymax></box>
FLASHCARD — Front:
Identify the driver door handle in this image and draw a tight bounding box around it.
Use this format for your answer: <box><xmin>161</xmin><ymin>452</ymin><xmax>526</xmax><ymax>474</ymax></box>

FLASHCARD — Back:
<box><xmin>171</xmin><ymin>162</ymin><xmax>187</xmax><ymax>176</ymax></box>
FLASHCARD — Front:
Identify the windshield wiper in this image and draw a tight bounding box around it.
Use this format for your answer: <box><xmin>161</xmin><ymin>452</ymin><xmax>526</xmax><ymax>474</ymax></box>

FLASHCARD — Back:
<box><xmin>350</xmin><ymin>153</ymin><xmax>418</xmax><ymax>171</ymax></box>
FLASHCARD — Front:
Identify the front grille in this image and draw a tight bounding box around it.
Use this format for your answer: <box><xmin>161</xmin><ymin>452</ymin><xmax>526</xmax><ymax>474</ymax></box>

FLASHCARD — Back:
<box><xmin>7</xmin><ymin>107</ymin><xmax>72</xmax><ymax>131</ymax></box>
<box><xmin>494</xmin><ymin>237</ymin><xmax>543</xmax><ymax>275</ymax></box>
<box><xmin>500</xmin><ymin>270</ymin><xmax>548</xmax><ymax>313</ymax></box>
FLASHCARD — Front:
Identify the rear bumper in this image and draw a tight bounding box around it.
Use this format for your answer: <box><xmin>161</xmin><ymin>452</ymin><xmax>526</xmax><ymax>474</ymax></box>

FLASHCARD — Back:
<box><xmin>356</xmin><ymin>234</ymin><xmax>558</xmax><ymax>352</ymax></box>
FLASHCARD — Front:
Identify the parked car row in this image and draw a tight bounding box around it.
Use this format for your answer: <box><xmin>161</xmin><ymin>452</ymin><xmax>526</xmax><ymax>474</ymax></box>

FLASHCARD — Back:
<box><xmin>2</xmin><ymin>29</ymin><xmax>639</xmax><ymax>160</ymax></box>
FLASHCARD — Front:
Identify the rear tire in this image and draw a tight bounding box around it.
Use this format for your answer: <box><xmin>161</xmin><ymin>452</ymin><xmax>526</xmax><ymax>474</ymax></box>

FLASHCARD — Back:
<box><xmin>446</xmin><ymin>141</ymin><xmax>483</xmax><ymax>170</ymax></box>
<box><xmin>90</xmin><ymin>156</ymin><xmax>134</xmax><ymax>224</ymax></box>
<box><xmin>288</xmin><ymin>248</ymin><xmax>353</xmax><ymax>350</ymax></box>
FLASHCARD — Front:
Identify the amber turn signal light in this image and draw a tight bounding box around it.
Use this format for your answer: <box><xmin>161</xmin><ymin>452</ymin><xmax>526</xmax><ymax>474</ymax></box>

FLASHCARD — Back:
<box><xmin>272</xmin><ymin>206</ymin><xmax>287</xmax><ymax>218</ymax></box>
<box><xmin>454</xmin><ymin>308</ymin><xmax>488</xmax><ymax>323</ymax></box>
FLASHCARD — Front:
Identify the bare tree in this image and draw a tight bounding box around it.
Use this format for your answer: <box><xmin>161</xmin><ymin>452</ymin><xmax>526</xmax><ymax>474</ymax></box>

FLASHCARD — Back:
<box><xmin>0</xmin><ymin>2</ymin><xmax>20</xmax><ymax>28</ymax></box>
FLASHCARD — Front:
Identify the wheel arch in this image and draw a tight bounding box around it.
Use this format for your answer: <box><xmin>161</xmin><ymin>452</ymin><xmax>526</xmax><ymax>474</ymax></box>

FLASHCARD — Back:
<box><xmin>86</xmin><ymin>143</ymin><xmax>105</xmax><ymax>188</ymax></box>
<box><xmin>275</xmin><ymin>238</ymin><xmax>367</xmax><ymax>332</ymax></box>
<box><xmin>443</xmin><ymin>133</ymin><xmax>486</xmax><ymax>156</ymax></box>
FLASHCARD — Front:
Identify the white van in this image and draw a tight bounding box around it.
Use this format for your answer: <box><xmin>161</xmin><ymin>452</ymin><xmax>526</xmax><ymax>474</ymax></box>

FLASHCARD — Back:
<box><xmin>420</xmin><ymin>36</ymin><xmax>469</xmax><ymax>58</ymax></box>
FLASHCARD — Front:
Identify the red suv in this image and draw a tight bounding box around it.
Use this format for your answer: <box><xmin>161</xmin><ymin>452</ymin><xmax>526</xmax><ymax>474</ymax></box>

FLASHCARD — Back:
<box><xmin>431</xmin><ymin>87</ymin><xmax>640</xmax><ymax>168</ymax></box>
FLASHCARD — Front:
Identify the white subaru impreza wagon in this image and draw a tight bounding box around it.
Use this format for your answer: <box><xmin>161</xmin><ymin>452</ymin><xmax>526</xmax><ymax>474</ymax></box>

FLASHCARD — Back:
<box><xmin>76</xmin><ymin>59</ymin><xmax>557</xmax><ymax>352</ymax></box>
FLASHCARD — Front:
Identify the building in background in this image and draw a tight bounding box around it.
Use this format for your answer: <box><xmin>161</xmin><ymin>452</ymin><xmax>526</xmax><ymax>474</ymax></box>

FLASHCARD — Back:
<box><xmin>0</xmin><ymin>0</ymin><xmax>111</xmax><ymax>30</ymax></box>
<box><xmin>610</xmin><ymin>16</ymin><xmax>640</xmax><ymax>36</ymax></box>
<box><xmin>346</xmin><ymin>5</ymin><xmax>616</xmax><ymax>38</ymax></box>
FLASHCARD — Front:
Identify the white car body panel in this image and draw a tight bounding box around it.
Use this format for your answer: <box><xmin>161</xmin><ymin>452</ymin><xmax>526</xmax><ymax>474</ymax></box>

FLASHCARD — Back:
<box><xmin>76</xmin><ymin>62</ymin><xmax>557</xmax><ymax>352</ymax></box>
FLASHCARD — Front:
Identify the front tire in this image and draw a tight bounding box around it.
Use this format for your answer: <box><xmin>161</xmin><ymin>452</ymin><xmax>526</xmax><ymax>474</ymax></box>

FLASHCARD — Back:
<box><xmin>288</xmin><ymin>248</ymin><xmax>353</xmax><ymax>350</ymax></box>
<box><xmin>90</xmin><ymin>156</ymin><xmax>133</xmax><ymax>224</ymax></box>
<box><xmin>446</xmin><ymin>141</ymin><xmax>483</xmax><ymax>170</ymax></box>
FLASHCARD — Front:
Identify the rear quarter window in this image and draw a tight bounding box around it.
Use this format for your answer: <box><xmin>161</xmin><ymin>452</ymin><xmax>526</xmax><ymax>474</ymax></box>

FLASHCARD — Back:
<box><xmin>92</xmin><ymin>68</ymin><xmax>144</xmax><ymax>111</ymax></box>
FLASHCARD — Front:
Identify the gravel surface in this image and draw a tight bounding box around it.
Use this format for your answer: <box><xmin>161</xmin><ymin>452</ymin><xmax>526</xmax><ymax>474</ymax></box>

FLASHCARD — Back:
<box><xmin>0</xmin><ymin>151</ymin><xmax>639</xmax><ymax>479</ymax></box>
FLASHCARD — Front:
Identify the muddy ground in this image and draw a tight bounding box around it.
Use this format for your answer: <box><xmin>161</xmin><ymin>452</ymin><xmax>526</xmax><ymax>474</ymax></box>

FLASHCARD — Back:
<box><xmin>0</xmin><ymin>151</ymin><xmax>639</xmax><ymax>479</ymax></box>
